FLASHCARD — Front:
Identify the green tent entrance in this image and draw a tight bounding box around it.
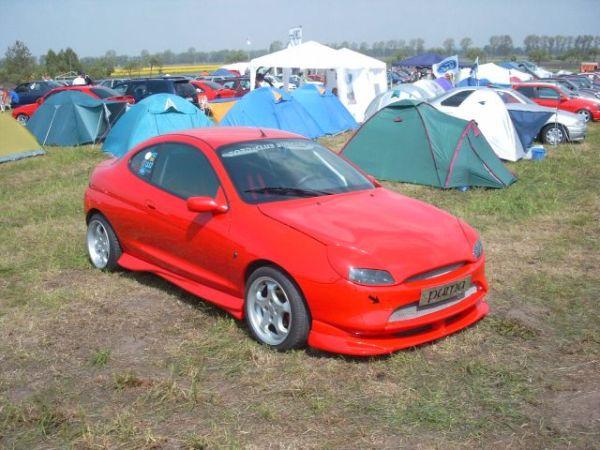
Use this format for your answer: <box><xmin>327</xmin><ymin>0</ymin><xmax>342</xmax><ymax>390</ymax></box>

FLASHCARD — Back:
<box><xmin>342</xmin><ymin>100</ymin><xmax>516</xmax><ymax>189</ymax></box>
<box><xmin>0</xmin><ymin>112</ymin><xmax>44</xmax><ymax>163</ymax></box>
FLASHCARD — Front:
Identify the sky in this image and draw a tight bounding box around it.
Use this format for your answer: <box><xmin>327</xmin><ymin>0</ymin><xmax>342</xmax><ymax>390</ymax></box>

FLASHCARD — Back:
<box><xmin>0</xmin><ymin>0</ymin><xmax>598</xmax><ymax>57</ymax></box>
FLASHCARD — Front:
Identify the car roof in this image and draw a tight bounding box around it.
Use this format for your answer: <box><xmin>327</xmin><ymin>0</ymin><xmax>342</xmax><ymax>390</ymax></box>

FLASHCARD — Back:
<box><xmin>169</xmin><ymin>127</ymin><xmax>305</xmax><ymax>148</ymax></box>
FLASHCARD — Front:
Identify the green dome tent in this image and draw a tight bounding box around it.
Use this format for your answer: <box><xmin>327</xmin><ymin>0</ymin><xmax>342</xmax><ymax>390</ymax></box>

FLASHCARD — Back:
<box><xmin>0</xmin><ymin>113</ymin><xmax>44</xmax><ymax>163</ymax></box>
<box><xmin>342</xmin><ymin>100</ymin><xmax>516</xmax><ymax>189</ymax></box>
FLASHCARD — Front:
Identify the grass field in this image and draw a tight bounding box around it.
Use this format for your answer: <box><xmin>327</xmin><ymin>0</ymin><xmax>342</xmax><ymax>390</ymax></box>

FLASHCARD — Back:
<box><xmin>111</xmin><ymin>64</ymin><xmax>222</xmax><ymax>77</ymax></box>
<box><xmin>1</xmin><ymin>124</ymin><xmax>599</xmax><ymax>448</ymax></box>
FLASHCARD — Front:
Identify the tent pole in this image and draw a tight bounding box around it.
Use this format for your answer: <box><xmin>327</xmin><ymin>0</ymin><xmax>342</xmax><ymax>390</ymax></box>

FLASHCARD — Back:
<box><xmin>42</xmin><ymin>106</ymin><xmax>60</xmax><ymax>147</ymax></box>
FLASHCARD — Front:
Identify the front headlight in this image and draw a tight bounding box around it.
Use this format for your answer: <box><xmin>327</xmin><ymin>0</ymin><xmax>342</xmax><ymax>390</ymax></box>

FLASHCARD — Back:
<box><xmin>473</xmin><ymin>239</ymin><xmax>483</xmax><ymax>259</ymax></box>
<box><xmin>348</xmin><ymin>268</ymin><xmax>395</xmax><ymax>286</ymax></box>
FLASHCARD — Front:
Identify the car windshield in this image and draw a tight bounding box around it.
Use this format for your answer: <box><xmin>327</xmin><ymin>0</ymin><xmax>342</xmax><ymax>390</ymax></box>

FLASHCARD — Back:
<box><xmin>218</xmin><ymin>139</ymin><xmax>374</xmax><ymax>204</ymax></box>
<box><xmin>204</xmin><ymin>80</ymin><xmax>224</xmax><ymax>90</ymax></box>
<box><xmin>90</xmin><ymin>87</ymin><xmax>120</xmax><ymax>98</ymax></box>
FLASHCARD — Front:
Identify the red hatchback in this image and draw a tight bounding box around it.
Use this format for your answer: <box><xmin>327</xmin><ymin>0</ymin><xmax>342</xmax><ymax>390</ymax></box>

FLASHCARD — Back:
<box><xmin>191</xmin><ymin>80</ymin><xmax>237</xmax><ymax>101</ymax></box>
<box><xmin>512</xmin><ymin>82</ymin><xmax>600</xmax><ymax>122</ymax></box>
<box><xmin>12</xmin><ymin>85</ymin><xmax>135</xmax><ymax>124</ymax></box>
<box><xmin>84</xmin><ymin>128</ymin><xmax>488</xmax><ymax>356</ymax></box>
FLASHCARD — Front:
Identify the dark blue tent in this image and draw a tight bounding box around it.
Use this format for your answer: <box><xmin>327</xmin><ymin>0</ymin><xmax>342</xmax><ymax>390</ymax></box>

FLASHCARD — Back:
<box><xmin>291</xmin><ymin>85</ymin><xmax>357</xmax><ymax>135</ymax></box>
<box><xmin>211</xmin><ymin>68</ymin><xmax>235</xmax><ymax>77</ymax></box>
<box><xmin>392</xmin><ymin>53</ymin><xmax>444</xmax><ymax>67</ymax></box>
<box><xmin>220</xmin><ymin>87</ymin><xmax>323</xmax><ymax>139</ymax></box>
<box><xmin>506</xmin><ymin>104</ymin><xmax>553</xmax><ymax>148</ymax></box>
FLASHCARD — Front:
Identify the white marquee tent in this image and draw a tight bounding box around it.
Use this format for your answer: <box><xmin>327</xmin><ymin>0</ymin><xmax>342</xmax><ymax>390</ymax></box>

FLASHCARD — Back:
<box><xmin>248</xmin><ymin>41</ymin><xmax>387</xmax><ymax>121</ymax></box>
<box><xmin>457</xmin><ymin>63</ymin><xmax>533</xmax><ymax>85</ymax></box>
<box><xmin>435</xmin><ymin>88</ymin><xmax>525</xmax><ymax>161</ymax></box>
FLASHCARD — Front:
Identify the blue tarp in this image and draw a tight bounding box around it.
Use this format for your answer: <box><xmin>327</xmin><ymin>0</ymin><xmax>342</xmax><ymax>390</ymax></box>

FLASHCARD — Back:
<box><xmin>220</xmin><ymin>87</ymin><xmax>323</xmax><ymax>139</ymax></box>
<box><xmin>507</xmin><ymin>106</ymin><xmax>553</xmax><ymax>148</ymax></box>
<box><xmin>392</xmin><ymin>53</ymin><xmax>444</xmax><ymax>67</ymax></box>
<box><xmin>102</xmin><ymin>94</ymin><xmax>212</xmax><ymax>157</ymax></box>
<box><xmin>457</xmin><ymin>77</ymin><xmax>492</xmax><ymax>87</ymax></box>
<box><xmin>290</xmin><ymin>84</ymin><xmax>357</xmax><ymax>135</ymax></box>
<box><xmin>27</xmin><ymin>91</ymin><xmax>125</xmax><ymax>146</ymax></box>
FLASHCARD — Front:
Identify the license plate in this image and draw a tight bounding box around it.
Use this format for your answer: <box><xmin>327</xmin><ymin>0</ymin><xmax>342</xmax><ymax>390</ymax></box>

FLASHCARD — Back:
<box><xmin>420</xmin><ymin>276</ymin><xmax>471</xmax><ymax>306</ymax></box>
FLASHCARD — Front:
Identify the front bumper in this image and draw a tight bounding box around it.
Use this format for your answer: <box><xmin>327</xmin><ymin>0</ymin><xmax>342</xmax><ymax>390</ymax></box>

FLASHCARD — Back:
<box><xmin>303</xmin><ymin>257</ymin><xmax>489</xmax><ymax>356</ymax></box>
<box><xmin>566</xmin><ymin>123</ymin><xmax>587</xmax><ymax>141</ymax></box>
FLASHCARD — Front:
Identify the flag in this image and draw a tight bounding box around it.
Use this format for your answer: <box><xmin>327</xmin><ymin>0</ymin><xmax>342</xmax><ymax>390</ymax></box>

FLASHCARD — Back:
<box><xmin>432</xmin><ymin>55</ymin><xmax>459</xmax><ymax>78</ymax></box>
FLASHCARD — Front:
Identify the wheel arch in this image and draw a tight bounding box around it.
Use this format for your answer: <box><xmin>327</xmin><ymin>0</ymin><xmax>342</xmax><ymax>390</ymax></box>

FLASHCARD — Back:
<box><xmin>540</xmin><ymin>122</ymin><xmax>569</xmax><ymax>143</ymax></box>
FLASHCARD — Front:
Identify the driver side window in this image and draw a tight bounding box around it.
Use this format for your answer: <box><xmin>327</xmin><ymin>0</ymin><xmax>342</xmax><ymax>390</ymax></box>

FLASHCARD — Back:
<box><xmin>129</xmin><ymin>143</ymin><xmax>221</xmax><ymax>200</ymax></box>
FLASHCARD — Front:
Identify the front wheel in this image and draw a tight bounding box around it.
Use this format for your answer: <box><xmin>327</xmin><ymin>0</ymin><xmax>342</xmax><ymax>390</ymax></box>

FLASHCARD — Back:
<box><xmin>541</xmin><ymin>124</ymin><xmax>566</xmax><ymax>145</ymax></box>
<box><xmin>86</xmin><ymin>214</ymin><xmax>121</xmax><ymax>271</ymax></box>
<box><xmin>245</xmin><ymin>266</ymin><xmax>310</xmax><ymax>350</ymax></box>
<box><xmin>576</xmin><ymin>109</ymin><xmax>592</xmax><ymax>123</ymax></box>
<box><xmin>16</xmin><ymin>114</ymin><xmax>29</xmax><ymax>125</ymax></box>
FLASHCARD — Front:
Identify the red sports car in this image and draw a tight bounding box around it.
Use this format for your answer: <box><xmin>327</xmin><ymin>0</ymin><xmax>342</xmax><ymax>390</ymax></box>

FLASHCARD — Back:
<box><xmin>12</xmin><ymin>85</ymin><xmax>135</xmax><ymax>124</ymax></box>
<box><xmin>84</xmin><ymin>128</ymin><xmax>488</xmax><ymax>356</ymax></box>
<box><xmin>512</xmin><ymin>82</ymin><xmax>600</xmax><ymax>122</ymax></box>
<box><xmin>191</xmin><ymin>80</ymin><xmax>237</xmax><ymax>101</ymax></box>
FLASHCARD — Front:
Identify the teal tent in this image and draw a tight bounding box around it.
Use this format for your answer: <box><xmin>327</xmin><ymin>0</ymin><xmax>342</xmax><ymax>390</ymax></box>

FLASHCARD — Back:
<box><xmin>103</xmin><ymin>94</ymin><xmax>213</xmax><ymax>157</ymax></box>
<box><xmin>26</xmin><ymin>91</ymin><xmax>126</xmax><ymax>146</ymax></box>
<box><xmin>342</xmin><ymin>100</ymin><xmax>516</xmax><ymax>189</ymax></box>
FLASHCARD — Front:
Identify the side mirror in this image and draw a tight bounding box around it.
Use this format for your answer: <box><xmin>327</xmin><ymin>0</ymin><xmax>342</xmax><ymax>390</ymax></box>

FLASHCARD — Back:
<box><xmin>367</xmin><ymin>175</ymin><xmax>382</xmax><ymax>188</ymax></box>
<box><xmin>187</xmin><ymin>196</ymin><xmax>228</xmax><ymax>214</ymax></box>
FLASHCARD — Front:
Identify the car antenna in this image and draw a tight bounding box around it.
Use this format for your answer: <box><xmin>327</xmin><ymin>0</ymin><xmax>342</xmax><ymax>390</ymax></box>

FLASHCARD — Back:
<box><xmin>258</xmin><ymin>128</ymin><xmax>267</xmax><ymax>137</ymax></box>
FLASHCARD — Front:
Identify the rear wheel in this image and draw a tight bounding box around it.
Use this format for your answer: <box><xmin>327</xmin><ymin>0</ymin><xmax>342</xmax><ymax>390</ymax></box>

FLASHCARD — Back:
<box><xmin>86</xmin><ymin>214</ymin><xmax>121</xmax><ymax>271</ymax></box>
<box><xmin>245</xmin><ymin>266</ymin><xmax>310</xmax><ymax>350</ymax></box>
<box><xmin>576</xmin><ymin>109</ymin><xmax>592</xmax><ymax>123</ymax></box>
<box><xmin>16</xmin><ymin>114</ymin><xmax>29</xmax><ymax>125</ymax></box>
<box><xmin>541</xmin><ymin>124</ymin><xmax>567</xmax><ymax>145</ymax></box>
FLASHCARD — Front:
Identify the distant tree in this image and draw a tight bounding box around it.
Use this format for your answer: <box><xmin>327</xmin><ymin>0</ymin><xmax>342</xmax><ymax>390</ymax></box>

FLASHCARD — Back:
<box><xmin>148</xmin><ymin>56</ymin><xmax>162</xmax><ymax>75</ymax></box>
<box><xmin>443</xmin><ymin>38</ymin><xmax>455</xmax><ymax>54</ymax></box>
<box><xmin>359</xmin><ymin>41</ymin><xmax>369</xmax><ymax>53</ymax></box>
<box><xmin>84</xmin><ymin>57</ymin><xmax>114</xmax><ymax>79</ymax></box>
<box><xmin>460</xmin><ymin>37</ymin><xmax>473</xmax><ymax>54</ymax></box>
<box><xmin>414</xmin><ymin>38</ymin><xmax>425</xmax><ymax>54</ymax></box>
<box><xmin>528</xmin><ymin>49</ymin><xmax>547</xmax><ymax>64</ymax></box>
<box><xmin>3</xmin><ymin>41</ymin><xmax>36</xmax><ymax>82</ymax></box>
<box><xmin>269</xmin><ymin>40</ymin><xmax>283</xmax><ymax>53</ymax></box>
<box><xmin>123</xmin><ymin>60</ymin><xmax>141</xmax><ymax>77</ymax></box>
<box><xmin>225</xmin><ymin>50</ymin><xmax>247</xmax><ymax>63</ymax></box>
<box><xmin>466</xmin><ymin>47</ymin><xmax>485</xmax><ymax>62</ymax></box>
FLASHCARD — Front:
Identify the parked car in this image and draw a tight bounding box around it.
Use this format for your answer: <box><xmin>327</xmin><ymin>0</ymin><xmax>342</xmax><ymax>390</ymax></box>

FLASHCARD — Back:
<box><xmin>191</xmin><ymin>80</ymin><xmax>237</xmax><ymax>100</ymax></box>
<box><xmin>560</xmin><ymin>75</ymin><xmax>600</xmax><ymax>98</ymax></box>
<box><xmin>84</xmin><ymin>128</ymin><xmax>488</xmax><ymax>356</ymax></box>
<box><xmin>12</xmin><ymin>80</ymin><xmax>62</xmax><ymax>107</ymax></box>
<box><xmin>217</xmin><ymin>77</ymin><xmax>251</xmax><ymax>97</ymax></box>
<box><xmin>11</xmin><ymin>85</ymin><xmax>135</xmax><ymax>125</ymax></box>
<box><xmin>512</xmin><ymin>82</ymin><xmax>600</xmax><ymax>122</ymax></box>
<box><xmin>112</xmin><ymin>77</ymin><xmax>200</xmax><ymax>105</ymax></box>
<box><xmin>494</xmin><ymin>87</ymin><xmax>587</xmax><ymax>144</ymax></box>
<box><xmin>538</xmin><ymin>77</ymin><xmax>600</xmax><ymax>100</ymax></box>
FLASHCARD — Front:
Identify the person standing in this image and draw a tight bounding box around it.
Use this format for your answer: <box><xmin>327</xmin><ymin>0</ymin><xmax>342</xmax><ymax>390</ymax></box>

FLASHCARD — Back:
<box><xmin>72</xmin><ymin>72</ymin><xmax>86</xmax><ymax>86</ymax></box>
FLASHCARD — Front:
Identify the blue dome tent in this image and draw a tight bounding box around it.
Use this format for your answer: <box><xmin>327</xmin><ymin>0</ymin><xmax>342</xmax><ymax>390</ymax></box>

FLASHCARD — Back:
<box><xmin>291</xmin><ymin>84</ymin><xmax>357</xmax><ymax>135</ymax></box>
<box><xmin>220</xmin><ymin>87</ymin><xmax>322</xmax><ymax>139</ymax></box>
<box><xmin>102</xmin><ymin>94</ymin><xmax>212</xmax><ymax>157</ymax></box>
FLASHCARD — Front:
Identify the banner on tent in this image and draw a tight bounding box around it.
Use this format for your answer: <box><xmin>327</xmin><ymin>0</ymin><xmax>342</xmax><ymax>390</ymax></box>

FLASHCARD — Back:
<box><xmin>288</xmin><ymin>26</ymin><xmax>302</xmax><ymax>47</ymax></box>
<box><xmin>433</xmin><ymin>55</ymin><xmax>459</xmax><ymax>78</ymax></box>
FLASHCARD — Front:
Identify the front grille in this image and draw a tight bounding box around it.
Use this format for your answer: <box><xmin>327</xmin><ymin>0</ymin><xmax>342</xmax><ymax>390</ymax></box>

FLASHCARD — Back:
<box><xmin>404</xmin><ymin>262</ymin><xmax>466</xmax><ymax>283</ymax></box>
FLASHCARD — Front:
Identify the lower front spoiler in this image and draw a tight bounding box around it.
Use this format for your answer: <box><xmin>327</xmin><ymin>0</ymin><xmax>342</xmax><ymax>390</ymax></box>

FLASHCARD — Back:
<box><xmin>307</xmin><ymin>298</ymin><xmax>489</xmax><ymax>356</ymax></box>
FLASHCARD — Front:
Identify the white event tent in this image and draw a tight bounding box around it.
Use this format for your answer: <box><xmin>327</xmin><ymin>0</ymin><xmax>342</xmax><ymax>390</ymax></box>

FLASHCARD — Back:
<box><xmin>248</xmin><ymin>41</ymin><xmax>387</xmax><ymax>121</ymax></box>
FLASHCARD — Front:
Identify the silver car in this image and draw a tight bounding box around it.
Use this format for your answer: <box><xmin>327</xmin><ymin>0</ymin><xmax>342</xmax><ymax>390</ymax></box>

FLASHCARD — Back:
<box><xmin>494</xmin><ymin>88</ymin><xmax>587</xmax><ymax>145</ymax></box>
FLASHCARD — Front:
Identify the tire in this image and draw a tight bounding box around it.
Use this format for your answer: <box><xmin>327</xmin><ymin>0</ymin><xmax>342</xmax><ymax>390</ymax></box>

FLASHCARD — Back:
<box><xmin>244</xmin><ymin>266</ymin><xmax>310</xmax><ymax>350</ymax></box>
<box><xmin>576</xmin><ymin>109</ymin><xmax>592</xmax><ymax>123</ymax></box>
<box><xmin>86</xmin><ymin>214</ymin><xmax>122</xmax><ymax>271</ymax></box>
<box><xmin>16</xmin><ymin>114</ymin><xmax>29</xmax><ymax>125</ymax></box>
<box><xmin>541</xmin><ymin>124</ymin><xmax>567</xmax><ymax>145</ymax></box>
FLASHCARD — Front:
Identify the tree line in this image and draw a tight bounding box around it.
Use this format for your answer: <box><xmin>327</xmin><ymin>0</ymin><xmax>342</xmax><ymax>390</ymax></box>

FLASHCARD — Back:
<box><xmin>1</xmin><ymin>34</ymin><xmax>598</xmax><ymax>83</ymax></box>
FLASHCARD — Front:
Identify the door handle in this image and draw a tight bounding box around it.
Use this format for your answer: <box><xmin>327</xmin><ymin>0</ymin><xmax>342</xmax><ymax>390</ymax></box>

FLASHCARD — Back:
<box><xmin>145</xmin><ymin>201</ymin><xmax>156</xmax><ymax>210</ymax></box>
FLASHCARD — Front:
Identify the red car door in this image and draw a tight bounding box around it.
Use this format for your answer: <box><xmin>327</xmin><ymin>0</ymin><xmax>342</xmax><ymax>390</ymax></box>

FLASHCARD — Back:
<box><xmin>535</xmin><ymin>86</ymin><xmax>562</xmax><ymax>109</ymax></box>
<box><xmin>126</xmin><ymin>141</ymin><xmax>237</xmax><ymax>295</ymax></box>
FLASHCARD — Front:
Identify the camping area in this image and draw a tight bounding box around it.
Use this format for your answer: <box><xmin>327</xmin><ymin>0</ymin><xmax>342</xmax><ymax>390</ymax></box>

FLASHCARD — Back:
<box><xmin>1</xmin><ymin>0</ymin><xmax>599</xmax><ymax>448</ymax></box>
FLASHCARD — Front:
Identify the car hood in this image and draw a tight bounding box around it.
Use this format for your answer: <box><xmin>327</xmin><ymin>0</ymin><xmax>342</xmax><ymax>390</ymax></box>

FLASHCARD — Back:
<box><xmin>258</xmin><ymin>189</ymin><xmax>475</xmax><ymax>283</ymax></box>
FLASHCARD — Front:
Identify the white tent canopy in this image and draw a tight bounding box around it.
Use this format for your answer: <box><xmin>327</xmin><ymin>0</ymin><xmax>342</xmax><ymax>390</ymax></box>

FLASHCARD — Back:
<box><xmin>472</xmin><ymin>63</ymin><xmax>533</xmax><ymax>84</ymax></box>
<box><xmin>221</xmin><ymin>62</ymin><xmax>249</xmax><ymax>75</ymax></box>
<box><xmin>435</xmin><ymin>88</ymin><xmax>525</xmax><ymax>161</ymax></box>
<box><xmin>248</xmin><ymin>41</ymin><xmax>387</xmax><ymax>121</ymax></box>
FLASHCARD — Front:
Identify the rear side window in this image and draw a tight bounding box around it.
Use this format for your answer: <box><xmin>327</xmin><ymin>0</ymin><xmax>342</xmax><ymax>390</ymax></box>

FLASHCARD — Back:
<box><xmin>440</xmin><ymin>90</ymin><xmax>473</xmax><ymax>107</ymax></box>
<box><xmin>129</xmin><ymin>143</ymin><xmax>220</xmax><ymax>199</ymax></box>
<box><xmin>496</xmin><ymin>91</ymin><xmax>520</xmax><ymax>104</ymax></box>
<box><xmin>515</xmin><ymin>86</ymin><xmax>535</xmax><ymax>98</ymax></box>
<box><xmin>174</xmin><ymin>81</ymin><xmax>197</xmax><ymax>98</ymax></box>
<box><xmin>147</xmin><ymin>80</ymin><xmax>170</xmax><ymax>95</ymax></box>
